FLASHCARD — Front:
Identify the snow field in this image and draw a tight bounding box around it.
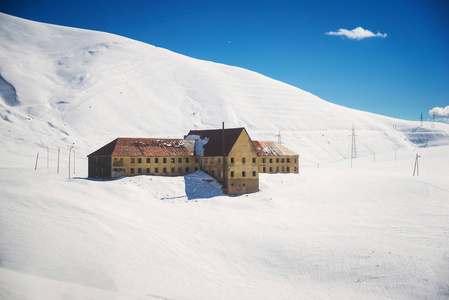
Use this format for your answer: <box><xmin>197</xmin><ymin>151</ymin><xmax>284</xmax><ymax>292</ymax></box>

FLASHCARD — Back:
<box><xmin>1</xmin><ymin>146</ymin><xmax>448</xmax><ymax>299</ymax></box>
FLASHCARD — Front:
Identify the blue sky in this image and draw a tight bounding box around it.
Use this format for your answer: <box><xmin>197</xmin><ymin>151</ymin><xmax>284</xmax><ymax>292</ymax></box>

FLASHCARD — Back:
<box><xmin>1</xmin><ymin>0</ymin><xmax>448</xmax><ymax>121</ymax></box>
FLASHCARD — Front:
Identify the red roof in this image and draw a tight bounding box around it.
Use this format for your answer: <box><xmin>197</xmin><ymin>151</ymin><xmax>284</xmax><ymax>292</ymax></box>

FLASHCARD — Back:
<box><xmin>252</xmin><ymin>141</ymin><xmax>298</xmax><ymax>156</ymax></box>
<box><xmin>186</xmin><ymin>127</ymin><xmax>245</xmax><ymax>156</ymax></box>
<box><xmin>88</xmin><ymin>138</ymin><xmax>196</xmax><ymax>157</ymax></box>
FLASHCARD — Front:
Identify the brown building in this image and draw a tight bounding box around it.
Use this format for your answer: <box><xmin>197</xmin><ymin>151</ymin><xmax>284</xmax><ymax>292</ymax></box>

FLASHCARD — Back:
<box><xmin>87</xmin><ymin>138</ymin><xmax>198</xmax><ymax>178</ymax></box>
<box><xmin>253</xmin><ymin>141</ymin><xmax>299</xmax><ymax>174</ymax></box>
<box><xmin>186</xmin><ymin>127</ymin><xmax>259</xmax><ymax>195</ymax></box>
<box><xmin>88</xmin><ymin>128</ymin><xmax>299</xmax><ymax>195</ymax></box>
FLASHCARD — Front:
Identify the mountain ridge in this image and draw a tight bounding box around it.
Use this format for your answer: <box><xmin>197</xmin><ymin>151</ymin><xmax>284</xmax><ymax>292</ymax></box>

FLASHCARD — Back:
<box><xmin>0</xmin><ymin>12</ymin><xmax>448</xmax><ymax>169</ymax></box>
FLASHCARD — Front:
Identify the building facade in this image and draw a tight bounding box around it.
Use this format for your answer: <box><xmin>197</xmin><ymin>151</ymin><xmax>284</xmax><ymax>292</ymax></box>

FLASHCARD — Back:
<box><xmin>186</xmin><ymin>127</ymin><xmax>259</xmax><ymax>195</ymax></box>
<box><xmin>88</xmin><ymin>127</ymin><xmax>299</xmax><ymax>195</ymax></box>
<box><xmin>252</xmin><ymin>141</ymin><xmax>299</xmax><ymax>174</ymax></box>
<box><xmin>88</xmin><ymin>138</ymin><xmax>198</xmax><ymax>179</ymax></box>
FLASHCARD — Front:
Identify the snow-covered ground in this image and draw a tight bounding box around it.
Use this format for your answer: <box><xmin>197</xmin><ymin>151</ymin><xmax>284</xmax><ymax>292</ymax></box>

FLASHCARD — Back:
<box><xmin>1</xmin><ymin>13</ymin><xmax>449</xmax><ymax>299</ymax></box>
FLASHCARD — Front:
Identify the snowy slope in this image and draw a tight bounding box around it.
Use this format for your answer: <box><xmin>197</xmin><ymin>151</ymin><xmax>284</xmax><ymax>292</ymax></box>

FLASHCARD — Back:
<box><xmin>1</xmin><ymin>12</ymin><xmax>448</xmax><ymax>170</ymax></box>
<box><xmin>1</xmin><ymin>13</ymin><xmax>449</xmax><ymax>300</ymax></box>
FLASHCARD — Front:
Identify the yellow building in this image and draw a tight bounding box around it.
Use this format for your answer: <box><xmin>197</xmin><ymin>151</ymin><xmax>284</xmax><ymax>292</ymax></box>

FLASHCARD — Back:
<box><xmin>88</xmin><ymin>128</ymin><xmax>299</xmax><ymax>195</ymax></box>
<box><xmin>88</xmin><ymin>138</ymin><xmax>198</xmax><ymax>178</ymax></box>
<box><xmin>186</xmin><ymin>127</ymin><xmax>259</xmax><ymax>195</ymax></box>
<box><xmin>252</xmin><ymin>141</ymin><xmax>299</xmax><ymax>174</ymax></box>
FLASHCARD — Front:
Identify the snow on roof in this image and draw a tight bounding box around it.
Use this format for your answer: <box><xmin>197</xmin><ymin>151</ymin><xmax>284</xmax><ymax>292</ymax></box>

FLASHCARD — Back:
<box><xmin>252</xmin><ymin>141</ymin><xmax>298</xmax><ymax>156</ymax></box>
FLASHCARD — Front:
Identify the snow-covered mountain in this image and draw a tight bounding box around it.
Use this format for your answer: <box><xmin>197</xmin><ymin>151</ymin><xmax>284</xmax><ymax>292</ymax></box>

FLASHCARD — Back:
<box><xmin>1</xmin><ymin>13</ymin><xmax>448</xmax><ymax>300</ymax></box>
<box><xmin>1</xmin><ymin>12</ymin><xmax>448</xmax><ymax>170</ymax></box>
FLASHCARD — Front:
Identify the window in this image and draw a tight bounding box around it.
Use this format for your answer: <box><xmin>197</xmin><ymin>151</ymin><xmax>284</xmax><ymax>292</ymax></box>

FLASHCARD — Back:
<box><xmin>269</xmin><ymin>167</ymin><xmax>273</xmax><ymax>172</ymax></box>
<box><xmin>231</xmin><ymin>171</ymin><xmax>234</xmax><ymax>177</ymax></box>
<box><xmin>294</xmin><ymin>158</ymin><xmax>297</xmax><ymax>163</ymax></box>
<box><xmin>155</xmin><ymin>158</ymin><xmax>159</xmax><ymax>163</ymax></box>
<box><xmin>147</xmin><ymin>158</ymin><xmax>151</xmax><ymax>163</ymax></box>
<box><xmin>287</xmin><ymin>158</ymin><xmax>290</xmax><ymax>163</ymax></box>
<box><xmin>218</xmin><ymin>158</ymin><xmax>221</xmax><ymax>164</ymax></box>
<box><xmin>155</xmin><ymin>168</ymin><xmax>159</xmax><ymax>173</ymax></box>
<box><xmin>170</xmin><ymin>167</ymin><xmax>174</xmax><ymax>173</ymax></box>
<box><xmin>130</xmin><ymin>168</ymin><xmax>135</xmax><ymax>174</ymax></box>
<box><xmin>113</xmin><ymin>168</ymin><xmax>117</xmax><ymax>171</ymax></box>
<box><xmin>171</xmin><ymin>158</ymin><xmax>175</xmax><ymax>163</ymax></box>
<box><xmin>163</xmin><ymin>158</ymin><xmax>167</xmax><ymax>163</ymax></box>
<box><xmin>186</xmin><ymin>167</ymin><xmax>189</xmax><ymax>172</ymax></box>
<box><xmin>138</xmin><ymin>158</ymin><xmax>142</xmax><ymax>163</ymax></box>
<box><xmin>146</xmin><ymin>168</ymin><xmax>150</xmax><ymax>173</ymax></box>
<box><xmin>163</xmin><ymin>167</ymin><xmax>167</xmax><ymax>173</ymax></box>
<box><xmin>195</xmin><ymin>167</ymin><xmax>198</xmax><ymax>171</ymax></box>
<box><xmin>294</xmin><ymin>167</ymin><xmax>297</xmax><ymax>172</ymax></box>
<box><xmin>287</xmin><ymin>167</ymin><xmax>290</xmax><ymax>172</ymax></box>
<box><xmin>114</xmin><ymin>158</ymin><xmax>117</xmax><ymax>161</ymax></box>
<box><xmin>211</xmin><ymin>171</ymin><xmax>215</xmax><ymax>176</ymax></box>
<box><xmin>242</xmin><ymin>171</ymin><xmax>246</xmax><ymax>177</ymax></box>
<box><xmin>205</xmin><ymin>158</ymin><xmax>208</xmax><ymax>164</ymax></box>
<box><xmin>282</xmin><ymin>167</ymin><xmax>285</xmax><ymax>172</ymax></box>
<box><xmin>178</xmin><ymin>167</ymin><xmax>182</xmax><ymax>173</ymax></box>
<box><xmin>263</xmin><ymin>158</ymin><xmax>266</xmax><ymax>163</ymax></box>
<box><xmin>276</xmin><ymin>158</ymin><xmax>279</xmax><ymax>163</ymax></box>
<box><xmin>218</xmin><ymin>171</ymin><xmax>221</xmax><ymax>177</ymax></box>
<box><xmin>269</xmin><ymin>158</ymin><xmax>273</xmax><ymax>163</ymax></box>
<box><xmin>252</xmin><ymin>171</ymin><xmax>256</xmax><ymax>177</ymax></box>
<box><xmin>120</xmin><ymin>158</ymin><xmax>123</xmax><ymax>161</ymax></box>
<box><xmin>242</xmin><ymin>157</ymin><xmax>246</xmax><ymax>164</ymax></box>
<box><xmin>231</xmin><ymin>158</ymin><xmax>234</xmax><ymax>163</ymax></box>
<box><xmin>212</xmin><ymin>158</ymin><xmax>215</xmax><ymax>164</ymax></box>
<box><xmin>178</xmin><ymin>158</ymin><xmax>182</xmax><ymax>163</ymax></box>
<box><xmin>138</xmin><ymin>168</ymin><xmax>142</xmax><ymax>174</ymax></box>
<box><xmin>281</xmin><ymin>158</ymin><xmax>285</xmax><ymax>163</ymax></box>
<box><xmin>263</xmin><ymin>167</ymin><xmax>266</xmax><ymax>172</ymax></box>
<box><xmin>276</xmin><ymin>167</ymin><xmax>279</xmax><ymax>172</ymax></box>
<box><xmin>252</xmin><ymin>157</ymin><xmax>256</xmax><ymax>164</ymax></box>
<box><xmin>186</xmin><ymin>158</ymin><xmax>190</xmax><ymax>163</ymax></box>
<box><xmin>131</xmin><ymin>158</ymin><xmax>135</xmax><ymax>163</ymax></box>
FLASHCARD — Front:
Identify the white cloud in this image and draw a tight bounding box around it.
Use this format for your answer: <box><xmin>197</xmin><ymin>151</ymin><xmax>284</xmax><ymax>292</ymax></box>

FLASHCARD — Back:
<box><xmin>326</xmin><ymin>27</ymin><xmax>387</xmax><ymax>40</ymax></box>
<box><xmin>429</xmin><ymin>106</ymin><xmax>449</xmax><ymax>122</ymax></box>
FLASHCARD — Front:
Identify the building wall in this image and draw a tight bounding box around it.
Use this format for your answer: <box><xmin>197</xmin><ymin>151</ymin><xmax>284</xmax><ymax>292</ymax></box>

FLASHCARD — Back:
<box><xmin>223</xmin><ymin>130</ymin><xmax>259</xmax><ymax>194</ymax></box>
<box><xmin>199</xmin><ymin>156</ymin><xmax>224</xmax><ymax>181</ymax></box>
<box><xmin>111</xmin><ymin>155</ymin><xmax>199</xmax><ymax>178</ymax></box>
<box><xmin>258</xmin><ymin>155</ymin><xmax>299</xmax><ymax>174</ymax></box>
<box><xmin>88</xmin><ymin>156</ymin><xmax>112</xmax><ymax>178</ymax></box>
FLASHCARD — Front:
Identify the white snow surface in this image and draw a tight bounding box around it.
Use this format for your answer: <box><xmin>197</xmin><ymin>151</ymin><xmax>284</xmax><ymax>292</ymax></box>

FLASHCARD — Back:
<box><xmin>0</xmin><ymin>13</ymin><xmax>449</xmax><ymax>299</ymax></box>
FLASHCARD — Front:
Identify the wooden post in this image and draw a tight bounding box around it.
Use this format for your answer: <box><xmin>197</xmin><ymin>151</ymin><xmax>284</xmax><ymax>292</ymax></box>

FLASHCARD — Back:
<box><xmin>35</xmin><ymin>153</ymin><xmax>39</xmax><ymax>170</ymax></box>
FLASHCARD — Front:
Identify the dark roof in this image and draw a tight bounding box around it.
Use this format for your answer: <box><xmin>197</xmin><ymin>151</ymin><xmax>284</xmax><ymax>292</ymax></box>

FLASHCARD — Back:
<box><xmin>252</xmin><ymin>141</ymin><xmax>299</xmax><ymax>156</ymax></box>
<box><xmin>186</xmin><ymin>127</ymin><xmax>245</xmax><ymax>156</ymax></box>
<box><xmin>88</xmin><ymin>138</ymin><xmax>195</xmax><ymax>157</ymax></box>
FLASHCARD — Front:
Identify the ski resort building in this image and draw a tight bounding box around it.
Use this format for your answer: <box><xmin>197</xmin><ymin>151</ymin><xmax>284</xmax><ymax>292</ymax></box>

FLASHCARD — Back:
<box><xmin>88</xmin><ymin>127</ymin><xmax>299</xmax><ymax>195</ymax></box>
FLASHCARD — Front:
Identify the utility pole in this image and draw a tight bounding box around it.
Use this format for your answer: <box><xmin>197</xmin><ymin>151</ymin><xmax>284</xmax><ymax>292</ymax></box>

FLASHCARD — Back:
<box><xmin>413</xmin><ymin>154</ymin><xmax>420</xmax><ymax>176</ymax></box>
<box><xmin>68</xmin><ymin>144</ymin><xmax>74</xmax><ymax>179</ymax></box>
<box><xmin>350</xmin><ymin>123</ymin><xmax>357</xmax><ymax>168</ymax></box>
<box><xmin>420</xmin><ymin>111</ymin><xmax>423</xmax><ymax>127</ymax></box>
<box><xmin>277</xmin><ymin>131</ymin><xmax>282</xmax><ymax>144</ymax></box>
<box><xmin>222</xmin><ymin>122</ymin><xmax>227</xmax><ymax>191</ymax></box>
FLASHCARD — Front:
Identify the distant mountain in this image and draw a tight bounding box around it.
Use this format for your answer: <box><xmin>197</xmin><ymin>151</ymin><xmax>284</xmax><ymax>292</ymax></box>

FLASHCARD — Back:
<box><xmin>1</xmin><ymin>12</ymin><xmax>448</xmax><ymax>169</ymax></box>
